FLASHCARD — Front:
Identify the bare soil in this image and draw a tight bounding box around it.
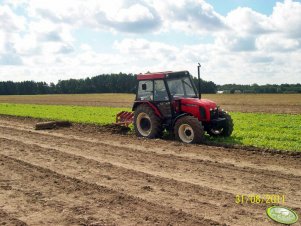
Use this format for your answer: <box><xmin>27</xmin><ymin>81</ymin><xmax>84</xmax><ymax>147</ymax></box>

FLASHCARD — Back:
<box><xmin>0</xmin><ymin>116</ymin><xmax>300</xmax><ymax>225</ymax></box>
<box><xmin>1</xmin><ymin>93</ymin><xmax>301</xmax><ymax>114</ymax></box>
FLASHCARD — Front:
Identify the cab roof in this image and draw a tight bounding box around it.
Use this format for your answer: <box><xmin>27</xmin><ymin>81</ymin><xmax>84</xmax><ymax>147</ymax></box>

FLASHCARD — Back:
<box><xmin>137</xmin><ymin>71</ymin><xmax>190</xmax><ymax>80</ymax></box>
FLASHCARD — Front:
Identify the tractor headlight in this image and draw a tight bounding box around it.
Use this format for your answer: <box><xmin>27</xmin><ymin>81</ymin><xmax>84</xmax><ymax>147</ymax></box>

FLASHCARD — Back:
<box><xmin>210</xmin><ymin>107</ymin><xmax>219</xmax><ymax>119</ymax></box>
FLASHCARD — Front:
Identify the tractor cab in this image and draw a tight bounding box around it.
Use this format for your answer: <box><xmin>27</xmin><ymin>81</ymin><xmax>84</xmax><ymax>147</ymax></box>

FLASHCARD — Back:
<box><xmin>134</xmin><ymin>71</ymin><xmax>198</xmax><ymax>119</ymax></box>
<box><xmin>137</xmin><ymin>71</ymin><xmax>198</xmax><ymax>101</ymax></box>
<box><xmin>116</xmin><ymin>66</ymin><xmax>233</xmax><ymax>144</ymax></box>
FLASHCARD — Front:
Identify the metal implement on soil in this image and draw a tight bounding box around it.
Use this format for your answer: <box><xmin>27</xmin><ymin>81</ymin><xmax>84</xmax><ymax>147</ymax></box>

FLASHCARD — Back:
<box><xmin>115</xmin><ymin>64</ymin><xmax>234</xmax><ymax>144</ymax></box>
<box><xmin>116</xmin><ymin>111</ymin><xmax>134</xmax><ymax>127</ymax></box>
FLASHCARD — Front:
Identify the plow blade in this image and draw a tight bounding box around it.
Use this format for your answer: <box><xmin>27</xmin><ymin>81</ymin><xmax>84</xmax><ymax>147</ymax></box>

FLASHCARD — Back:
<box><xmin>115</xmin><ymin>111</ymin><xmax>134</xmax><ymax>126</ymax></box>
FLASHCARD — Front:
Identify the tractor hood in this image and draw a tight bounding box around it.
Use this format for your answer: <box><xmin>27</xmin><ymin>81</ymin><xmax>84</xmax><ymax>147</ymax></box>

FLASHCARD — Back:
<box><xmin>180</xmin><ymin>98</ymin><xmax>217</xmax><ymax>109</ymax></box>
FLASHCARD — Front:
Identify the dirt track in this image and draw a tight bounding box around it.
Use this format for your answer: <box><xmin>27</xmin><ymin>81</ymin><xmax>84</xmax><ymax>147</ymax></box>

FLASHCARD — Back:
<box><xmin>0</xmin><ymin>116</ymin><xmax>300</xmax><ymax>225</ymax></box>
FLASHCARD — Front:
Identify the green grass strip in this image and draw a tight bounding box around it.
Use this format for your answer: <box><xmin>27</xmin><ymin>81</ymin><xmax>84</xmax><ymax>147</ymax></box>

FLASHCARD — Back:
<box><xmin>0</xmin><ymin>103</ymin><xmax>300</xmax><ymax>152</ymax></box>
<box><xmin>0</xmin><ymin>103</ymin><xmax>128</xmax><ymax>125</ymax></box>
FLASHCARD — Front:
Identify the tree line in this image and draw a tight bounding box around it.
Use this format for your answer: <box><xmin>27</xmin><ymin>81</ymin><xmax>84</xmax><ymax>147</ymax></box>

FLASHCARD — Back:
<box><xmin>1</xmin><ymin>73</ymin><xmax>300</xmax><ymax>95</ymax></box>
<box><xmin>217</xmin><ymin>83</ymin><xmax>301</xmax><ymax>94</ymax></box>
<box><xmin>0</xmin><ymin>73</ymin><xmax>218</xmax><ymax>95</ymax></box>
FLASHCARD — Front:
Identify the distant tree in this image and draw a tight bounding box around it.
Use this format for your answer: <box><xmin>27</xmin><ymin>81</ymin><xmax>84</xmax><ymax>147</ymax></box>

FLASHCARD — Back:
<box><xmin>192</xmin><ymin>78</ymin><xmax>217</xmax><ymax>94</ymax></box>
<box><xmin>1</xmin><ymin>74</ymin><xmax>301</xmax><ymax>95</ymax></box>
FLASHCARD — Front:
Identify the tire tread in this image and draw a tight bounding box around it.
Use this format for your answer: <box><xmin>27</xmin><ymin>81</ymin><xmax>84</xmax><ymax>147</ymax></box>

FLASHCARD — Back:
<box><xmin>174</xmin><ymin>115</ymin><xmax>204</xmax><ymax>143</ymax></box>
<box><xmin>134</xmin><ymin>104</ymin><xmax>163</xmax><ymax>138</ymax></box>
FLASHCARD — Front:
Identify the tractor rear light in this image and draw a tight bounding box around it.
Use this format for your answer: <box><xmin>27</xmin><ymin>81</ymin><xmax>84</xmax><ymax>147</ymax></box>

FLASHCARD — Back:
<box><xmin>174</xmin><ymin>100</ymin><xmax>181</xmax><ymax>112</ymax></box>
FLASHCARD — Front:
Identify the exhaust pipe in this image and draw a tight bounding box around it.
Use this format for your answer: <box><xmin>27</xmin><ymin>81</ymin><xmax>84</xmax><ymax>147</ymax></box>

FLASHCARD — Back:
<box><xmin>197</xmin><ymin>63</ymin><xmax>201</xmax><ymax>99</ymax></box>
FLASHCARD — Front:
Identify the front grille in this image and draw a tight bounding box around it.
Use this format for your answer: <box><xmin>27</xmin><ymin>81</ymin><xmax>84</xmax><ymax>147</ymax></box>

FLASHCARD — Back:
<box><xmin>210</xmin><ymin>108</ymin><xmax>219</xmax><ymax>120</ymax></box>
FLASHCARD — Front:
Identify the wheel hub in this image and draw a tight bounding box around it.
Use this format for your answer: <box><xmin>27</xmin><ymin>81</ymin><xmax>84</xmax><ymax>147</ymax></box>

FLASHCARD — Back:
<box><xmin>178</xmin><ymin>124</ymin><xmax>194</xmax><ymax>143</ymax></box>
<box><xmin>140</xmin><ymin>118</ymin><xmax>151</xmax><ymax>131</ymax></box>
<box><xmin>184</xmin><ymin>129</ymin><xmax>192</xmax><ymax>137</ymax></box>
<box><xmin>136</xmin><ymin>112</ymin><xmax>152</xmax><ymax>136</ymax></box>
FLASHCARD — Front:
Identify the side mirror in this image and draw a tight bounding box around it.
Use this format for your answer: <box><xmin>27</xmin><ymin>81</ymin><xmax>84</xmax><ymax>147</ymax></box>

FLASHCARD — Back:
<box><xmin>142</xmin><ymin>84</ymin><xmax>147</xmax><ymax>90</ymax></box>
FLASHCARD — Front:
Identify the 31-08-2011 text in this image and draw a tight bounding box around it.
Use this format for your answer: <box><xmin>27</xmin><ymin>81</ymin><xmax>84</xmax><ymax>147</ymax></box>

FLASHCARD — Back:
<box><xmin>235</xmin><ymin>194</ymin><xmax>285</xmax><ymax>205</ymax></box>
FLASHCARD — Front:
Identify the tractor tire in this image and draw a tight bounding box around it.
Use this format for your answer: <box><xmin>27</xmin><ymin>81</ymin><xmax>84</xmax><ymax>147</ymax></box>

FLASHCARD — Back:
<box><xmin>134</xmin><ymin>104</ymin><xmax>163</xmax><ymax>139</ymax></box>
<box><xmin>174</xmin><ymin>115</ymin><xmax>204</xmax><ymax>144</ymax></box>
<box><xmin>207</xmin><ymin>111</ymin><xmax>233</xmax><ymax>137</ymax></box>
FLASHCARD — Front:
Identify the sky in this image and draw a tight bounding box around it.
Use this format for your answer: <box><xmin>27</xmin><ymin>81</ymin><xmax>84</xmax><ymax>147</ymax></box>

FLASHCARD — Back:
<box><xmin>0</xmin><ymin>0</ymin><xmax>301</xmax><ymax>85</ymax></box>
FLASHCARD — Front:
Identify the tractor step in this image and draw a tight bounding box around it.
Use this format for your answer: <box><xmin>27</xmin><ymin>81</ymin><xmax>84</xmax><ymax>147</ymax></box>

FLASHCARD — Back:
<box><xmin>115</xmin><ymin>111</ymin><xmax>134</xmax><ymax>126</ymax></box>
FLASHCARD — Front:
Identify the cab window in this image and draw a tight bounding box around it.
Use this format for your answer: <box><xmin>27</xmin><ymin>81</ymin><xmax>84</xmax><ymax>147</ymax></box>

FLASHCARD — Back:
<box><xmin>137</xmin><ymin>80</ymin><xmax>153</xmax><ymax>100</ymax></box>
<box><xmin>167</xmin><ymin>79</ymin><xmax>184</xmax><ymax>97</ymax></box>
<box><xmin>154</xmin><ymin>80</ymin><xmax>168</xmax><ymax>101</ymax></box>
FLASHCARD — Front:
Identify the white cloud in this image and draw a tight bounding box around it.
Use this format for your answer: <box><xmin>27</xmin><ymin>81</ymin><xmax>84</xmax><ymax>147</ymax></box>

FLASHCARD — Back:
<box><xmin>114</xmin><ymin>4</ymin><xmax>155</xmax><ymax>22</ymax></box>
<box><xmin>214</xmin><ymin>0</ymin><xmax>301</xmax><ymax>53</ymax></box>
<box><xmin>114</xmin><ymin>38</ymin><xmax>178</xmax><ymax>60</ymax></box>
<box><xmin>215</xmin><ymin>33</ymin><xmax>257</xmax><ymax>52</ymax></box>
<box><xmin>0</xmin><ymin>5</ymin><xmax>26</xmax><ymax>65</ymax></box>
<box><xmin>0</xmin><ymin>5</ymin><xmax>25</xmax><ymax>32</ymax></box>
<box><xmin>225</xmin><ymin>7</ymin><xmax>272</xmax><ymax>35</ymax></box>
<box><xmin>22</xmin><ymin>0</ymin><xmax>162</xmax><ymax>33</ymax></box>
<box><xmin>256</xmin><ymin>35</ymin><xmax>300</xmax><ymax>52</ymax></box>
<box><xmin>271</xmin><ymin>0</ymin><xmax>301</xmax><ymax>38</ymax></box>
<box><xmin>0</xmin><ymin>0</ymin><xmax>301</xmax><ymax>84</ymax></box>
<box><xmin>152</xmin><ymin>0</ymin><xmax>226</xmax><ymax>34</ymax></box>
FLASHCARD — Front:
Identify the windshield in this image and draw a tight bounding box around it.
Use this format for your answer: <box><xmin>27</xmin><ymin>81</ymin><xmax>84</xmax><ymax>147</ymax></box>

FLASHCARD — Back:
<box><xmin>167</xmin><ymin>77</ymin><xmax>197</xmax><ymax>98</ymax></box>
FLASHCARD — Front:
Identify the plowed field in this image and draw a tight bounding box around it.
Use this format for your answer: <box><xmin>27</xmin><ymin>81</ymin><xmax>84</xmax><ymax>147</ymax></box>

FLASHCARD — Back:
<box><xmin>0</xmin><ymin>116</ymin><xmax>300</xmax><ymax>225</ymax></box>
<box><xmin>1</xmin><ymin>93</ymin><xmax>300</xmax><ymax>114</ymax></box>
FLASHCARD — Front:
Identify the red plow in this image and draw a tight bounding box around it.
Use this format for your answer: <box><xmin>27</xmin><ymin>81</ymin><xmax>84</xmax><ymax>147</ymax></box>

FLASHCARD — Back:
<box><xmin>115</xmin><ymin>111</ymin><xmax>134</xmax><ymax>127</ymax></box>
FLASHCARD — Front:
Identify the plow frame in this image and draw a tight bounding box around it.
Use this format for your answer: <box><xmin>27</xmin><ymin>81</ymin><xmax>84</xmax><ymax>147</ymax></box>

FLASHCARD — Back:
<box><xmin>115</xmin><ymin>111</ymin><xmax>134</xmax><ymax>127</ymax></box>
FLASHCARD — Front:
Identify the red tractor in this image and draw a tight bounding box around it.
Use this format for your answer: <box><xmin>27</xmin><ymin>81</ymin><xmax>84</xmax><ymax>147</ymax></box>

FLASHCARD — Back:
<box><xmin>116</xmin><ymin>65</ymin><xmax>233</xmax><ymax>143</ymax></box>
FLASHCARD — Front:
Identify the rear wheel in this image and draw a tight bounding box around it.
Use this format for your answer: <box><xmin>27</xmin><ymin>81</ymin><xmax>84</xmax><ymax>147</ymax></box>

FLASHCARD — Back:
<box><xmin>134</xmin><ymin>104</ymin><xmax>162</xmax><ymax>138</ymax></box>
<box><xmin>207</xmin><ymin>111</ymin><xmax>233</xmax><ymax>137</ymax></box>
<box><xmin>174</xmin><ymin>116</ymin><xmax>204</xmax><ymax>144</ymax></box>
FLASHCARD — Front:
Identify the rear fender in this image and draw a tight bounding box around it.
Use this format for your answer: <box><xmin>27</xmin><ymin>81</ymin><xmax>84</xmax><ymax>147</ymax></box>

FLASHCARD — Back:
<box><xmin>132</xmin><ymin>101</ymin><xmax>162</xmax><ymax>118</ymax></box>
<box><xmin>171</xmin><ymin>113</ymin><xmax>191</xmax><ymax>128</ymax></box>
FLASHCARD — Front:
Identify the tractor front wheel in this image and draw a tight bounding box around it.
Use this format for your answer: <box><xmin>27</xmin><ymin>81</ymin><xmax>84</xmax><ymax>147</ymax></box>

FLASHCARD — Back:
<box><xmin>174</xmin><ymin>116</ymin><xmax>204</xmax><ymax>144</ymax></box>
<box><xmin>207</xmin><ymin>111</ymin><xmax>233</xmax><ymax>137</ymax></box>
<box><xmin>134</xmin><ymin>104</ymin><xmax>162</xmax><ymax>138</ymax></box>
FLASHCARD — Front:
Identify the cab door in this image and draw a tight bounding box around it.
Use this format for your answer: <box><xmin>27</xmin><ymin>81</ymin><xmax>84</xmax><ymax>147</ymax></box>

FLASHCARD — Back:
<box><xmin>153</xmin><ymin>80</ymin><xmax>172</xmax><ymax>118</ymax></box>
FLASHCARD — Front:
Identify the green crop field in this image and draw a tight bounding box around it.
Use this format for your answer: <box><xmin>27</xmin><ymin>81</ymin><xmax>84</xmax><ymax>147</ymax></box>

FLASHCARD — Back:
<box><xmin>0</xmin><ymin>103</ymin><xmax>128</xmax><ymax>125</ymax></box>
<box><xmin>0</xmin><ymin>103</ymin><xmax>300</xmax><ymax>152</ymax></box>
<box><xmin>213</xmin><ymin>112</ymin><xmax>301</xmax><ymax>152</ymax></box>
